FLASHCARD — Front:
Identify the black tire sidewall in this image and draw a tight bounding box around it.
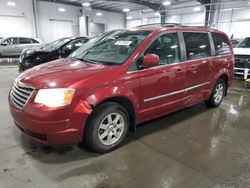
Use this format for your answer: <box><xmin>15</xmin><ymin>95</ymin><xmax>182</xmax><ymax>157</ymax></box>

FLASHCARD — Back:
<box><xmin>85</xmin><ymin>102</ymin><xmax>129</xmax><ymax>153</ymax></box>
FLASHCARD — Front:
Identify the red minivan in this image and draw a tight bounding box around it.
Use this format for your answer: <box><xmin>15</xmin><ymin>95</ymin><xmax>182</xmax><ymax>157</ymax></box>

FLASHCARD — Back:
<box><xmin>8</xmin><ymin>24</ymin><xmax>234</xmax><ymax>152</ymax></box>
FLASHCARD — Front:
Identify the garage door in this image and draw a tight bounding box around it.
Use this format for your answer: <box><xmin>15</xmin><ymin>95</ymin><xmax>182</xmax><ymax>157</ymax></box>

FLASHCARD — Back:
<box><xmin>49</xmin><ymin>19</ymin><xmax>73</xmax><ymax>41</ymax></box>
<box><xmin>90</xmin><ymin>23</ymin><xmax>105</xmax><ymax>36</ymax></box>
<box><xmin>0</xmin><ymin>16</ymin><xmax>29</xmax><ymax>37</ymax></box>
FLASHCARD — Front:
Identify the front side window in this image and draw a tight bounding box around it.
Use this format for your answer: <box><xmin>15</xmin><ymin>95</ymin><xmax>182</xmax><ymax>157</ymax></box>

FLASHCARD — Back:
<box><xmin>72</xmin><ymin>30</ymin><xmax>151</xmax><ymax>65</ymax></box>
<box><xmin>212</xmin><ymin>33</ymin><xmax>231</xmax><ymax>55</ymax></box>
<box><xmin>145</xmin><ymin>33</ymin><xmax>181</xmax><ymax>65</ymax></box>
<box><xmin>237</xmin><ymin>37</ymin><xmax>250</xmax><ymax>48</ymax></box>
<box><xmin>183</xmin><ymin>32</ymin><xmax>211</xmax><ymax>60</ymax></box>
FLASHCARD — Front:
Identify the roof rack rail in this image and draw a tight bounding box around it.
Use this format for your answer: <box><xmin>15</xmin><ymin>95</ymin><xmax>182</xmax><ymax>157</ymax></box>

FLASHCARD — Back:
<box><xmin>136</xmin><ymin>23</ymin><xmax>209</xmax><ymax>28</ymax></box>
<box><xmin>136</xmin><ymin>23</ymin><xmax>182</xmax><ymax>28</ymax></box>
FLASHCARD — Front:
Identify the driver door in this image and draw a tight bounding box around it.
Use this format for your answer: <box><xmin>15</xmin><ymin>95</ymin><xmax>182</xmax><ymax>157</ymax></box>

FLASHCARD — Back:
<box><xmin>136</xmin><ymin>32</ymin><xmax>187</xmax><ymax>121</ymax></box>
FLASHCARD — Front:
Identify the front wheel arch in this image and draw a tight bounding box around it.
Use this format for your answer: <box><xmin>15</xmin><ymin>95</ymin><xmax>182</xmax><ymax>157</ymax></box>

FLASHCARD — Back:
<box><xmin>88</xmin><ymin>96</ymin><xmax>137</xmax><ymax>132</ymax></box>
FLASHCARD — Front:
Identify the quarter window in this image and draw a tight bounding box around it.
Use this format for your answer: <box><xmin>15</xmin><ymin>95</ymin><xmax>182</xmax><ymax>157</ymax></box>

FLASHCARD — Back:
<box><xmin>31</xmin><ymin>39</ymin><xmax>39</xmax><ymax>43</ymax></box>
<box><xmin>145</xmin><ymin>33</ymin><xmax>181</xmax><ymax>65</ymax></box>
<box><xmin>212</xmin><ymin>33</ymin><xmax>231</xmax><ymax>55</ymax></box>
<box><xmin>183</xmin><ymin>32</ymin><xmax>211</xmax><ymax>60</ymax></box>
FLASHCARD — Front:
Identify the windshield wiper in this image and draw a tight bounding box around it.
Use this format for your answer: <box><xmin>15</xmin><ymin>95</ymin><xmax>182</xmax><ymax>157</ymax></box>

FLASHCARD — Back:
<box><xmin>98</xmin><ymin>61</ymin><xmax>120</xmax><ymax>66</ymax></box>
<box><xmin>82</xmin><ymin>58</ymin><xmax>99</xmax><ymax>64</ymax></box>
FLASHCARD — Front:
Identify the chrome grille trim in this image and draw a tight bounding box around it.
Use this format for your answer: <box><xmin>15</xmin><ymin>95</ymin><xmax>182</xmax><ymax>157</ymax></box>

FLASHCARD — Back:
<box><xmin>10</xmin><ymin>81</ymin><xmax>34</xmax><ymax>109</ymax></box>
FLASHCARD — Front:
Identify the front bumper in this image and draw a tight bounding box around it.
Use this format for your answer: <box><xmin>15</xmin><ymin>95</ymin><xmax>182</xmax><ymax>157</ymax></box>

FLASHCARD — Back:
<box><xmin>234</xmin><ymin>67</ymin><xmax>250</xmax><ymax>79</ymax></box>
<box><xmin>9</xmin><ymin>98</ymin><xmax>89</xmax><ymax>145</ymax></box>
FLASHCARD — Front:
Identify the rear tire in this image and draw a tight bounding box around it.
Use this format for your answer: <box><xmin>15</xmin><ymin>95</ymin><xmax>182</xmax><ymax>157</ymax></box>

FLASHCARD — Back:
<box><xmin>205</xmin><ymin>79</ymin><xmax>226</xmax><ymax>107</ymax></box>
<box><xmin>84</xmin><ymin>102</ymin><xmax>129</xmax><ymax>153</ymax></box>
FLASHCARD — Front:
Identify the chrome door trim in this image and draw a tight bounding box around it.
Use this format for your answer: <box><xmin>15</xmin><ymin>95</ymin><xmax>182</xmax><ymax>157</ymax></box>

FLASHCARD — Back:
<box><xmin>144</xmin><ymin>82</ymin><xmax>210</xmax><ymax>102</ymax></box>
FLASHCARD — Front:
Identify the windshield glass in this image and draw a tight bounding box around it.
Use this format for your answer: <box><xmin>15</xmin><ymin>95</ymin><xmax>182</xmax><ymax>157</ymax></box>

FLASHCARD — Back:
<box><xmin>70</xmin><ymin>32</ymin><xmax>112</xmax><ymax>58</ymax></box>
<box><xmin>237</xmin><ymin>37</ymin><xmax>250</xmax><ymax>48</ymax></box>
<box><xmin>72</xmin><ymin>30</ymin><xmax>151</xmax><ymax>65</ymax></box>
<box><xmin>42</xmin><ymin>38</ymin><xmax>71</xmax><ymax>51</ymax></box>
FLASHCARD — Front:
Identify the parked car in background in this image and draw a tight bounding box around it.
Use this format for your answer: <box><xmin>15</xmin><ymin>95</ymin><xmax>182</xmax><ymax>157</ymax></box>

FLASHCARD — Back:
<box><xmin>0</xmin><ymin>37</ymin><xmax>44</xmax><ymax>58</ymax></box>
<box><xmin>230</xmin><ymin>39</ymin><xmax>241</xmax><ymax>48</ymax></box>
<box><xmin>233</xmin><ymin>37</ymin><xmax>250</xmax><ymax>79</ymax></box>
<box><xmin>19</xmin><ymin>36</ymin><xmax>89</xmax><ymax>72</ymax></box>
<box><xmin>9</xmin><ymin>25</ymin><xmax>234</xmax><ymax>152</ymax></box>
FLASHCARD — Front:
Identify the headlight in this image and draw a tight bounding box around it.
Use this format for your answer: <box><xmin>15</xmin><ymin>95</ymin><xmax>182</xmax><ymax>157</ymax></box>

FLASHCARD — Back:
<box><xmin>34</xmin><ymin>88</ymin><xmax>75</xmax><ymax>107</ymax></box>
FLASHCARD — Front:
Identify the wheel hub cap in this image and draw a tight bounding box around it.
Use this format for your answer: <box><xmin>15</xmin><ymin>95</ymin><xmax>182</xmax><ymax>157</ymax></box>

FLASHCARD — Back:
<box><xmin>214</xmin><ymin>83</ymin><xmax>224</xmax><ymax>104</ymax></box>
<box><xmin>98</xmin><ymin>113</ymin><xmax>125</xmax><ymax>146</ymax></box>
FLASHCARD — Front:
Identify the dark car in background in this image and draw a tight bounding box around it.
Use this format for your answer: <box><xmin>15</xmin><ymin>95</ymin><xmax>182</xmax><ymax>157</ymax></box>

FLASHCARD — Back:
<box><xmin>19</xmin><ymin>36</ymin><xmax>88</xmax><ymax>72</ymax></box>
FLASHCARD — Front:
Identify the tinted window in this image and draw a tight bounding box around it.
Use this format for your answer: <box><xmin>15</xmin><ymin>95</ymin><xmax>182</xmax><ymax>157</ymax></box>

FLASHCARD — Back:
<box><xmin>212</xmin><ymin>33</ymin><xmax>231</xmax><ymax>55</ymax></box>
<box><xmin>2</xmin><ymin>38</ymin><xmax>19</xmax><ymax>45</ymax></box>
<box><xmin>62</xmin><ymin>39</ymin><xmax>87</xmax><ymax>51</ymax></box>
<box><xmin>19</xmin><ymin>38</ymin><xmax>32</xmax><ymax>44</ymax></box>
<box><xmin>42</xmin><ymin>38</ymin><xmax>71</xmax><ymax>51</ymax></box>
<box><xmin>145</xmin><ymin>33</ymin><xmax>181</xmax><ymax>65</ymax></box>
<box><xmin>183</xmin><ymin>32</ymin><xmax>211</xmax><ymax>60</ymax></box>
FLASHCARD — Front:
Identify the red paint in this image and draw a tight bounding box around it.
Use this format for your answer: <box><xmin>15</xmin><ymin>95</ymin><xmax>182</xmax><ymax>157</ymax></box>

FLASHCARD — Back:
<box><xmin>8</xmin><ymin>26</ymin><xmax>234</xmax><ymax>145</ymax></box>
<box><xmin>143</xmin><ymin>54</ymin><xmax>160</xmax><ymax>67</ymax></box>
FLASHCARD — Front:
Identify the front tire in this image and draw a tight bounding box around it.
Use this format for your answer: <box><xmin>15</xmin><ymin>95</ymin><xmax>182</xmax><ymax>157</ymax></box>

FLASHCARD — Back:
<box><xmin>84</xmin><ymin>102</ymin><xmax>129</xmax><ymax>153</ymax></box>
<box><xmin>205</xmin><ymin>79</ymin><xmax>226</xmax><ymax>107</ymax></box>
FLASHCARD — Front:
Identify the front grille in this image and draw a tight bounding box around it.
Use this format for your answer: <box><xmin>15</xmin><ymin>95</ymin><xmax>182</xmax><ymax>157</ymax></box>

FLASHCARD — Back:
<box><xmin>10</xmin><ymin>81</ymin><xmax>34</xmax><ymax>109</ymax></box>
<box><xmin>235</xmin><ymin>55</ymin><xmax>250</xmax><ymax>68</ymax></box>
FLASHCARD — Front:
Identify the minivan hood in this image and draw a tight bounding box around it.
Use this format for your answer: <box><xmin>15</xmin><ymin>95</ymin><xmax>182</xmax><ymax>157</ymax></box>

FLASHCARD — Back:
<box><xmin>17</xmin><ymin>58</ymin><xmax>114</xmax><ymax>89</ymax></box>
<box><xmin>233</xmin><ymin>48</ymin><xmax>250</xmax><ymax>55</ymax></box>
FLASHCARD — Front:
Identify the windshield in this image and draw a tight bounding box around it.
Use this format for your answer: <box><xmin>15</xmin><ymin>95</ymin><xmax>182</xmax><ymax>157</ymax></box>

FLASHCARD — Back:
<box><xmin>72</xmin><ymin>30</ymin><xmax>151</xmax><ymax>65</ymax></box>
<box><xmin>237</xmin><ymin>37</ymin><xmax>250</xmax><ymax>48</ymax></box>
<box><xmin>42</xmin><ymin>38</ymin><xmax>71</xmax><ymax>51</ymax></box>
<box><xmin>70</xmin><ymin>32</ymin><xmax>112</xmax><ymax>58</ymax></box>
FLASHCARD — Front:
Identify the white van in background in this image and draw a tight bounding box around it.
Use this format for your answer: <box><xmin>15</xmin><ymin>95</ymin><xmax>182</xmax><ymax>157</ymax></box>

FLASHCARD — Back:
<box><xmin>234</xmin><ymin>37</ymin><xmax>250</xmax><ymax>79</ymax></box>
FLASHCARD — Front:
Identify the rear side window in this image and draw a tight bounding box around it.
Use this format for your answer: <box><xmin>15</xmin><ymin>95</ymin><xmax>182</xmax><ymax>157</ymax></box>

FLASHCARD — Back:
<box><xmin>212</xmin><ymin>33</ymin><xmax>231</xmax><ymax>55</ymax></box>
<box><xmin>19</xmin><ymin>38</ymin><xmax>32</xmax><ymax>44</ymax></box>
<box><xmin>183</xmin><ymin>32</ymin><xmax>211</xmax><ymax>60</ymax></box>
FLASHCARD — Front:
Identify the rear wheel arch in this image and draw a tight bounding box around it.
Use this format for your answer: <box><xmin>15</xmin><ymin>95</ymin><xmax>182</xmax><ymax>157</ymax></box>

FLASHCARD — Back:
<box><xmin>218</xmin><ymin>74</ymin><xmax>228</xmax><ymax>96</ymax></box>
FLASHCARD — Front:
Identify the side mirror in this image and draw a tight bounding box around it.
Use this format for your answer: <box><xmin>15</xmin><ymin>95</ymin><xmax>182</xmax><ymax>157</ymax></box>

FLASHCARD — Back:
<box><xmin>143</xmin><ymin>54</ymin><xmax>160</xmax><ymax>67</ymax></box>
